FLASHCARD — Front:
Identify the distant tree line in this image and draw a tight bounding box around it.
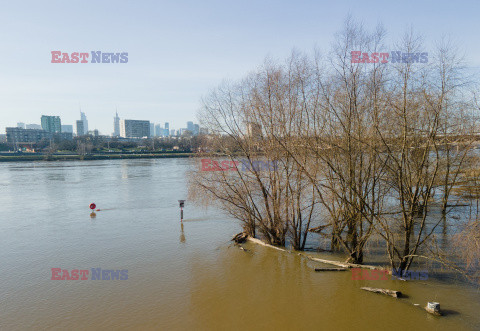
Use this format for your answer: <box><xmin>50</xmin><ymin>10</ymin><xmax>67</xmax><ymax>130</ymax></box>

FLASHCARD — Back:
<box><xmin>5</xmin><ymin>135</ymin><xmax>208</xmax><ymax>154</ymax></box>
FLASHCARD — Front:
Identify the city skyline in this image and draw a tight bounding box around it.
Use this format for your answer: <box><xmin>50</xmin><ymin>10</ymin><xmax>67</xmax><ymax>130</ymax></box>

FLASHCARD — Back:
<box><xmin>5</xmin><ymin>111</ymin><xmax>201</xmax><ymax>139</ymax></box>
<box><xmin>3</xmin><ymin>108</ymin><xmax>196</xmax><ymax>136</ymax></box>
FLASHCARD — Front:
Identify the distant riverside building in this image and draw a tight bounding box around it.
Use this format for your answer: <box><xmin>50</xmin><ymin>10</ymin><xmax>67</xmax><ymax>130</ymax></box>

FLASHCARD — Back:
<box><xmin>80</xmin><ymin>112</ymin><xmax>88</xmax><ymax>134</ymax></box>
<box><xmin>246</xmin><ymin>122</ymin><xmax>262</xmax><ymax>140</ymax></box>
<box><xmin>41</xmin><ymin>115</ymin><xmax>61</xmax><ymax>133</ymax></box>
<box><xmin>170</xmin><ymin>129</ymin><xmax>175</xmax><ymax>136</ymax></box>
<box><xmin>76</xmin><ymin>120</ymin><xmax>85</xmax><ymax>136</ymax></box>
<box><xmin>184</xmin><ymin>121</ymin><xmax>201</xmax><ymax>135</ymax></box>
<box><xmin>6</xmin><ymin>127</ymin><xmax>51</xmax><ymax>143</ymax></box>
<box><xmin>26</xmin><ymin>124</ymin><xmax>42</xmax><ymax>130</ymax></box>
<box><xmin>0</xmin><ymin>134</ymin><xmax>6</xmax><ymax>142</ymax></box>
<box><xmin>180</xmin><ymin>128</ymin><xmax>193</xmax><ymax>136</ymax></box>
<box><xmin>150</xmin><ymin>123</ymin><xmax>155</xmax><ymax>137</ymax></box>
<box><xmin>17</xmin><ymin>122</ymin><xmax>26</xmax><ymax>129</ymax></box>
<box><xmin>61</xmin><ymin>125</ymin><xmax>73</xmax><ymax>133</ymax></box>
<box><xmin>155</xmin><ymin>124</ymin><xmax>162</xmax><ymax>137</ymax></box>
<box><xmin>187</xmin><ymin>121</ymin><xmax>194</xmax><ymax>132</ymax></box>
<box><xmin>120</xmin><ymin>119</ymin><xmax>150</xmax><ymax>138</ymax></box>
<box><xmin>113</xmin><ymin>111</ymin><xmax>120</xmax><ymax>137</ymax></box>
<box><xmin>6</xmin><ymin>127</ymin><xmax>73</xmax><ymax>144</ymax></box>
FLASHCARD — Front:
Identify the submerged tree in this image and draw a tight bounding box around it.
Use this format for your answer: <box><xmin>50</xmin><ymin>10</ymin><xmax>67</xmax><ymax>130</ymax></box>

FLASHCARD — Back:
<box><xmin>188</xmin><ymin>18</ymin><xmax>479</xmax><ymax>278</ymax></box>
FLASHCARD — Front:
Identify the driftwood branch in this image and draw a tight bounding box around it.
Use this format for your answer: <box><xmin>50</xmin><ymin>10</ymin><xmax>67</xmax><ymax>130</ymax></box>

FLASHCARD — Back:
<box><xmin>314</xmin><ymin>268</ymin><xmax>347</xmax><ymax>272</ymax></box>
<box><xmin>308</xmin><ymin>224</ymin><xmax>330</xmax><ymax>233</ymax></box>
<box><xmin>360</xmin><ymin>287</ymin><xmax>402</xmax><ymax>298</ymax></box>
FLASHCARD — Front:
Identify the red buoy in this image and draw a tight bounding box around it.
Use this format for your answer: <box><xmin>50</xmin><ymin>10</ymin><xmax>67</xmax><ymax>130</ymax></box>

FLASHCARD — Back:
<box><xmin>89</xmin><ymin>203</ymin><xmax>96</xmax><ymax>210</ymax></box>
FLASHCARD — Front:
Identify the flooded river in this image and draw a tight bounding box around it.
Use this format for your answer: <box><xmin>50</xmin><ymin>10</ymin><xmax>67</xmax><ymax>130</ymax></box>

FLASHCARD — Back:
<box><xmin>0</xmin><ymin>159</ymin><xmax>479</xmax><ymax>330</ymax></box>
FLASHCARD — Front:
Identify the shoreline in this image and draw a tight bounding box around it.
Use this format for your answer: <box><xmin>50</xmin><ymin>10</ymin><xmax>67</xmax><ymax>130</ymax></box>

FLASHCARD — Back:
<box><xmin>0</xmin><ymin>152</ymin><xmax>196</xmax><ymax>162</ymax></box>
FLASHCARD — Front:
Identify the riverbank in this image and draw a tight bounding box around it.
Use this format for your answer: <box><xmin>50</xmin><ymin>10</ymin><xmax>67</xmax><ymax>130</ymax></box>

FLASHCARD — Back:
<box><xmin>0</xmin><ymin>152</ymin><xmax>195</xmax><ymax>162</ymax></box>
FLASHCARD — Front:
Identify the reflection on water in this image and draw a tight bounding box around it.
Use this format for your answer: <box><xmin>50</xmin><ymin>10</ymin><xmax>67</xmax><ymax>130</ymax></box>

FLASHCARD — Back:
<box><xmin>0</xmin><ymin>159</ymin><xmax>478</xmax><ymax>330</ymax></box>
<box><xmin>188</xmin><ymin>243</ymin><xmax>480</xmax><ymax>330</ymax></box>
<box><xmin>180</xmin><ymin>222</ymin><xmax>186</xmax><ymax>243</ymax></box>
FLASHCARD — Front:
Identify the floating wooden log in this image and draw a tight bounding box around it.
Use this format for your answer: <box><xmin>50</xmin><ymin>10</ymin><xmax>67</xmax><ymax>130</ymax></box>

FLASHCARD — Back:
<box><xmin>303</xmin><ymin>255</ymin><xmax>389</xmax><ymax>271</ymax></box>
<box><xmin>360</xmin><ymin>287</ymin><xmax>402</xmax><ymax>298</ymax></box>
<box><xmin>302</xmin><ymin>255</ymin><xmax>352</xmax><ymax>268</ymax></box>
<box><xmin>314</xmin><ymin>267</ymin><xmax>347</xmax><ymax>272</ymax></box>
<box><xmin>247</xmin><ymin>237</ymin><xmax>286</xmax><ymax>252</ymax></box>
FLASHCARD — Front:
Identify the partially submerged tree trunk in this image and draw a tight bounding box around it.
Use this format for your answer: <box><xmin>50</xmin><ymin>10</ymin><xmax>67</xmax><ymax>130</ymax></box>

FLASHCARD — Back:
<box><xmin>314</xmin><ymin>267</ymin><xmax>347</xmax><ymax>272</ymax></box>
<box><xmin>361</xmin><ymin>287</ymin><xmax>402</xmax><ymax>298</ymax></box>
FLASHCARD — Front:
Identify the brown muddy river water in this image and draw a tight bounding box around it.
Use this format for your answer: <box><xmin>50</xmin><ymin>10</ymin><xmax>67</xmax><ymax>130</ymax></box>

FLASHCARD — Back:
<box><xmin>0</xmin><ymin>159</ymin><xmax>479</xmax><ymax>330</ymax></box>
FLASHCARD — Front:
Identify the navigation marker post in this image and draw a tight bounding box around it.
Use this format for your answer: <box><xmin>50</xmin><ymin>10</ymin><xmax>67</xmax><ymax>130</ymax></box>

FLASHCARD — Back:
<box><xmin>89</xmin><ymin>203</ymin><xmax>97</xmax><ymax>218</ymax></box>
<box><xmin>178</xmin><ymin>200</ymin><xmax>185</xmax><ymax>222</ymax></box>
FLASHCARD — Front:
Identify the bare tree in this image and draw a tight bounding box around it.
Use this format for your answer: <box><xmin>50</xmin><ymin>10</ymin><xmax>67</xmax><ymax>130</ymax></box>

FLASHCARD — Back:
<box><xmin>189</xmin><ymin>19</ymin><xmax>480</xmax><ymax>278</ymax></box>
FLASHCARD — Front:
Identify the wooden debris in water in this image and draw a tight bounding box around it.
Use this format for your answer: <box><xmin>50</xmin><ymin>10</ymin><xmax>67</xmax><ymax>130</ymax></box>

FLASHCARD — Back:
<box><xmin>247</xmin><ymin>237</ymin><xmax>286</xmax><ymax>252</ymax></box>
<box><xmin>360</xmin><ymin>287</ymin><xmax>402</xmax><ymax>298</ymax></box>
<box><xmin>425</xmin><ymin>302</ymin><xmax>442</xmax><ymax>316</ymax></box>
<box><xmin>232</xmin><ymin>232</ymin><xmax>248</xmax><ymax>244</ymax></box>
<box><xmin>314</xmin><ymin>267</ymin><xmax>347</xmax><ymax>272</ymax></box>
<box><xmin>308</xmin><ymin>224</ymin><xmax>330</xmax><ymax>233</ymax></box>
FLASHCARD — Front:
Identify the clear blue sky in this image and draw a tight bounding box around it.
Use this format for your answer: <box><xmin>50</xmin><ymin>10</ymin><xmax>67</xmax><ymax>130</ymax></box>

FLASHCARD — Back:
<box><xmin>1</xmin><ymin>0</ymin><xmax>479</xmax><ymax>134</ymax></box>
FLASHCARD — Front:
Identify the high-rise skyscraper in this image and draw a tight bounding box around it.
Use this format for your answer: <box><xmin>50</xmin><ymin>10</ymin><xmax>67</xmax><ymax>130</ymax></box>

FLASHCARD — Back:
<box><xmin>164</xmin><ymin>122</ymin><xmax>170</xmax><ymax>137</ymax></box>
<box><xmin>187</xmin><ymin>121</ymin><xmax>194</xmax><ymax>132</ymax></box>
<box><xmin>80</xmin><ymin>111</ymin><xmax>88</xmax><ymax>135</ymax></box>
<box><xmin>155</xmin><ymin>124</ymin><xmax>162</xmax><ymax>137</ymax></box>
<box><xmin>113</xmin><ymin>111</ymin><xmax>120</xmax><ymax>137</ymax></box>
<box><xmin>17</xmin><ymin>122</ymin><xmax>25</xmax><ymax>129</ymax></box>
<box><xmin>76</xmin><ymin>120</ymin><xmax>85</xmax><ymax>136</ymax></box>
<box><xmin>41</xmin><ymin>115</ymin><xmax>62</xmax><ymax>133</ymax></box>
<box><xmin>193</xmin><ymin>124</ymin><xmax>200</xmax><ymax>135</ymax></box>
<box><xmin>150</xmin><ymin>123</ymin><xmax>155</xmax><ymax>137</ymax></box>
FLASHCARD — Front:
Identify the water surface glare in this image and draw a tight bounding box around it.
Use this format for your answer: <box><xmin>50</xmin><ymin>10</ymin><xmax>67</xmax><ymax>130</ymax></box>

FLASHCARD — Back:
<box><xmin>0</xmin><ymin>159</ymin><xmax>479</xmax><ymax>330</ymax></box>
